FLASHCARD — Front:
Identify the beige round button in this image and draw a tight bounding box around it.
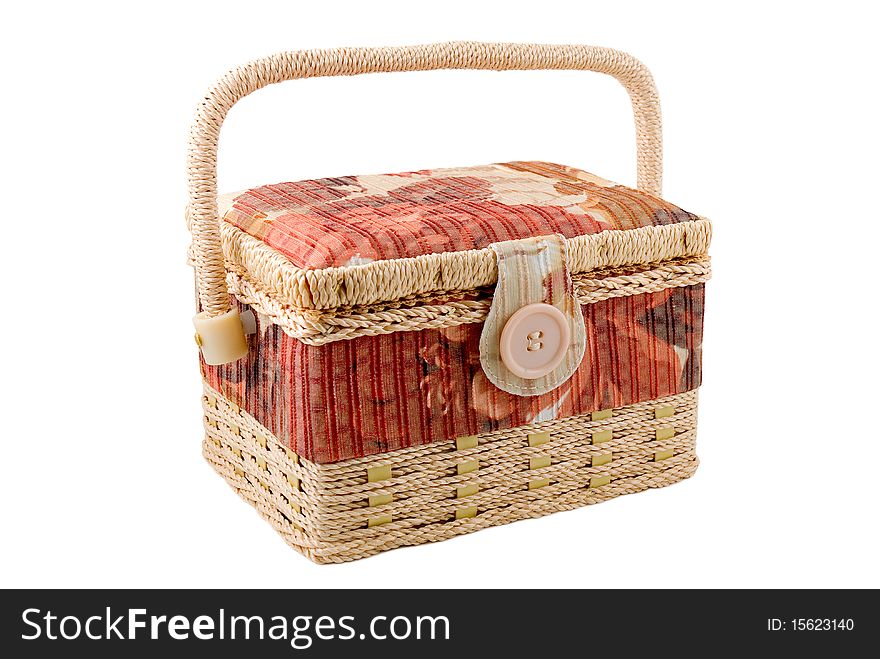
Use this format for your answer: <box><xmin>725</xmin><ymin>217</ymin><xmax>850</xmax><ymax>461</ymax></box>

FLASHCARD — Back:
<box><xmin>499</xmin><ymin>303</ymin><xmax>570</xmax><ymax>379</ymax></box>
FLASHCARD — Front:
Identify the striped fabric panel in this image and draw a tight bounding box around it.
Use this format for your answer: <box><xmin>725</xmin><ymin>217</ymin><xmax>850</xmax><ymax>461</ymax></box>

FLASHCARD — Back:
<box><xmin>202</xmin><ymin>284</ymin><xmax>704</xmax><ymax>464</ymax></box>
<box><xmin>218</xmin><ymin>161</ymin><xmax>701</xmax><ymax>269</ymax></box>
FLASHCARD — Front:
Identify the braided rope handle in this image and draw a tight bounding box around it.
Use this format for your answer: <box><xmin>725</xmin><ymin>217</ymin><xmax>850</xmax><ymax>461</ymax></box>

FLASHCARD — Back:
<box><xmin>188</xmin><ymin>41</ymin><xmax>663</xmax><ymax>321</ymax></box>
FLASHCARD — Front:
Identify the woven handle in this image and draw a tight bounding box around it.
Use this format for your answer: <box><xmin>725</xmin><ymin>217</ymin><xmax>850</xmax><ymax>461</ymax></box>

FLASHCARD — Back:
<box><xmin>188</xmin><ymin>41</ymin><xmax>662</xmax><ymax>319</ymax></box>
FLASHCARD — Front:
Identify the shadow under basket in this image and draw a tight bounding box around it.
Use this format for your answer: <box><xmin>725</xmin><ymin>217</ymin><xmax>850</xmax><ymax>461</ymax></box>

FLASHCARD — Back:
<box><xmin>201</xmin><ymin>384</ymin><xmax>698</xmax><ymax>564</ymax></box>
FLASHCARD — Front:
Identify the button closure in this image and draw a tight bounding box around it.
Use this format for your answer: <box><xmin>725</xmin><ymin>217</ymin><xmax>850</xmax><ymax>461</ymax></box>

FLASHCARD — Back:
<box><xmin>479</xmin><ymin>234</ymin><xmax>586</xmax><ymax>397</ymax></box>
<box><xmin>499</xmin><ymin>303</ymin><xmax>570</xmax><ymax>379</ymax></box>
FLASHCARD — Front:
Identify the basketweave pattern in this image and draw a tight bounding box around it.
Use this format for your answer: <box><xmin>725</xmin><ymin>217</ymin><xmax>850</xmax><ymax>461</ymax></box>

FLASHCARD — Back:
<box><xmin>202</xmin><ymin>384</ymin><xmax>698</xmax><ymax>564</ymax></box>
<box><xmin>207</xmin><ymin>215</ymin><xmax>711</xmax><ymax>312</ymax></box>
<box><xmin>226</xmin><ymin>257</ymin><xmax>712</xmax><ymax>345</ymax></box>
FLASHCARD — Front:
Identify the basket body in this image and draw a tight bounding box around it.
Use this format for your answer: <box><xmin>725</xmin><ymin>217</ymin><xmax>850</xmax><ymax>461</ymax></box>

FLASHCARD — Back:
<box><xmin>195</xmin><ymin>160</ymin><xmax>710</xmax><ymax>562</ymax></box>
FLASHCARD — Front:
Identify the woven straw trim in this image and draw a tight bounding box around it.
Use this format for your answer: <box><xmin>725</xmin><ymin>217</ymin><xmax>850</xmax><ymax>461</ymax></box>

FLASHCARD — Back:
<box><xmin>202</xmin><ymin>383</ymin><xmax>698</xmax><ymax>563</ymax></box>
<box><xmin>210</xmin><ymin>218</ymin><xmax>711</xmax><ymax>312</ymax></box>
<box><xmin>189</xmin><ymin>42</ymin><xmax>663</xmax><ymax>318</ymax></box>
<box><xmin>228</xmin><ymin>257</ymin><xmax>711</xmax><ymax>345</ymax></box>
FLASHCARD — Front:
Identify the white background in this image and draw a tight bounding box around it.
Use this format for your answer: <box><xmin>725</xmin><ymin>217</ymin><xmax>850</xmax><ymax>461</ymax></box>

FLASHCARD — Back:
<box><xmin>2</xmin><ymin>1</ymin><xmax>878</xmax><ymax>589</ymax></box>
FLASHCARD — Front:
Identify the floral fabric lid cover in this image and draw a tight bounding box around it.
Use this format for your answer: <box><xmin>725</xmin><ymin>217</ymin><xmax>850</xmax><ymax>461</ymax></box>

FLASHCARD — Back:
<box><xmin>218</xmin><ymin>161</ymin><xmax>701</xmax><ymax>271</ymax></box>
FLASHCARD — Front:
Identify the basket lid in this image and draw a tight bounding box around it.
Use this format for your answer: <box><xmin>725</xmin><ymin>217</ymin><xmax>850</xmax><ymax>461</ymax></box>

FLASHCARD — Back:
<box><xmin>205</xmin><ymin>161</ymin><xmax>711</xmax><ymax>344</ymax></box>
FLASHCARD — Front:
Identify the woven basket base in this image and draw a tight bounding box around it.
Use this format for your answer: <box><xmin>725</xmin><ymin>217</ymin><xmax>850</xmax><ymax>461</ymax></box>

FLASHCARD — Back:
<box><xmin>201</xmin><ymin>384</ymin><xmax>698</xmax><ymax>564</ymax></box>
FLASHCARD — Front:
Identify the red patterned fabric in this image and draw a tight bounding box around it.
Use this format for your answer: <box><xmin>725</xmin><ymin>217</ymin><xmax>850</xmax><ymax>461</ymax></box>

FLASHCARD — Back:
<box><xmin>205</xmin><ymin>161</ymin><xmax>708</xmax><ymax>464</ymax></box>
<box><xmin>219</xmin><ymin>161</ymin><xmax>701</xmax><ymax>269</ymax></box>
<box><xmin>202</xmin><ymin>285</ymin><xmax>705</xmax><ymax>464</ymax></box>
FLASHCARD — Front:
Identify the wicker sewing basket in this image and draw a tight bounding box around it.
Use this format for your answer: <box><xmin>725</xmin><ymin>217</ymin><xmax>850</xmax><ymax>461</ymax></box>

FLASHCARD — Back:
<box><xmin>188</xmin><ymin>42</ymin><xmax>711</xmax><ymax>563</ymax></box>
